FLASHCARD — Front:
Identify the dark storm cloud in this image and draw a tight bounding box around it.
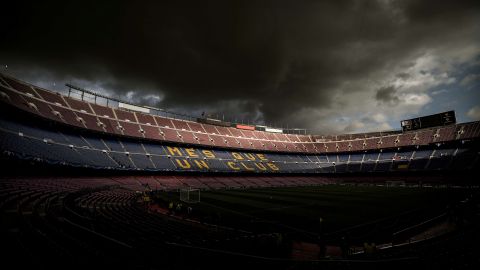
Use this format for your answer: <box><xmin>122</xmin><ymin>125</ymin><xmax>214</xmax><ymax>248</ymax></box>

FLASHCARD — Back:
<box><xmin>1</xmin><ymin>0</ymin><xmax>479</xmax><ymax>132</ymax></box>
<box><xmin>375</xmin><ymin>86</ymin><xmax>400</xmax><ymax>106</ymax></box>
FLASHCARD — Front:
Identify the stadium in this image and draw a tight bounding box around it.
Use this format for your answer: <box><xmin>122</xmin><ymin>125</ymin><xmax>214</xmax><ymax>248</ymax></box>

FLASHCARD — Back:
<box><xmin>1</xmin><ymin>1</ymin><xmax>480</xmax><ymax>269</ymax></box>
<box><xmin>0</xmin><ymin>71</ymin><xmax>479</xmax><ymax>269</ymax></box>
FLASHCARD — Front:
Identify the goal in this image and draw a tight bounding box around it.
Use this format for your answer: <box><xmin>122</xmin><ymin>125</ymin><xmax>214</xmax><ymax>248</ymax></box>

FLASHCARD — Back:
<box><xmin>179</xmin><ymin>188</ymin><xmax>201</xmax><ymax>203</ymax></box>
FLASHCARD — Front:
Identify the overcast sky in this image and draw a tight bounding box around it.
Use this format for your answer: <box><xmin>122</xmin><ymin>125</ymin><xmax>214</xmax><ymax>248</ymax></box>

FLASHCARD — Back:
<box><xmin>1</xmin><ymin>0</ymin><xmax>479</xmax><ymax>134</ymax></box>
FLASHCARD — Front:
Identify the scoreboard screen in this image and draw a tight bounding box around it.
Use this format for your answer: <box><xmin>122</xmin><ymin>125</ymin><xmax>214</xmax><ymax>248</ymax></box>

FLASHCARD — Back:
<box><xmin>401</xmin><ymin>111</ymin><xmax>456</xmax><ymax>132</ymax></box>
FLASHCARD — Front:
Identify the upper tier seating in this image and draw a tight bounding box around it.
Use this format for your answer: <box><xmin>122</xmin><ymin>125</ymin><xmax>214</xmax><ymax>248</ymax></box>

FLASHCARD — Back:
<box><xmin>1</xmin><ymin>73</ymin><xmax>479</xmax><ymax>154</ymax></box>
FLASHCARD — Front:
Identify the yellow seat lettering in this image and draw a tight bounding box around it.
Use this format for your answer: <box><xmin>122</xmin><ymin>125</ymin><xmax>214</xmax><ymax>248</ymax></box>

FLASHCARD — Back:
<box><xmin>175</xmin><ymin>159</ymin><xmax>191</xmax><ymax>169</ymax></box>
<box><xmin>256</xmin><ymin>154</ymin><xmax>267</xmax><ymax>161</ymax></box>
<box><xmin>185</xmin><ymin>148</ymin><xmax>198</xmax><ymax>157</ymax></box>
<box><xmin>231</xmin><ymin>152</ymin><xmax>244</xmax><ymax>160</ymax></box>
<box><xmin>194</xmin><ymin>160</ymin><xmax>209</xmax><ymax>169</ymax></box>
<box><xmin>266</xmin><ymin>162</ymin><xmax>279</xmax><ymax>171</ymax></box>
<box><xmin>240</xmin><ymin>162</ymin><xmax>255</xmax><ymax>171</ymax></box>
<box><xmin>254</xmin><ymin>162</ymin><xmax>267</xmax><ymax>171</ymax></box>
<box><xmin>167</xmin><ymin>146</ymin><xmax>182</xmax><ymax>156</ymax></box>
<box><xmin>202</xmin><ymin>150</ymin><xmax>215</xmax><ymax>159</ymax></box>
<box><xmin>227</xmin><ymin>161</ymin><xmax>240</xmax><ymax>170</ymax></box>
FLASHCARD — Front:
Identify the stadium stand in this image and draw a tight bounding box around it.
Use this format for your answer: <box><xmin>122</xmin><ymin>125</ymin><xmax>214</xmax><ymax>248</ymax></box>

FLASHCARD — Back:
<box><xmin>1</xmin><ymin>72</ymin><xmax>480</xmax><ymax>269</ymax></box>
<box><xmin>3</xmin><ymin>72</ymin><xmax>479</xmax><ymax>158</ymax></box>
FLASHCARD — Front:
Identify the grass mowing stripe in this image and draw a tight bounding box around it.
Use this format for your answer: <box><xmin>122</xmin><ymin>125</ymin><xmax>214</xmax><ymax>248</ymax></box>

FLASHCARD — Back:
<box><xmin>201</xmin><ymin>187</ymin><xmax>455</xmax><ymax>222</ymax></box>
<box><xmin>153</xmin><ymin>185</ymin><xmax>470</xmax><ymax>240</ymax></box>
<box><xmin>201</xmin><ymin>193</ymin><xmax>288</xmax><ymax>212</ymax></box>
<box><xmin>203</xmin><ymin>188</ymin><xmax>433</xmax><ymax>208</ymax></box>
<box><xmin>203</xmin><ymin>190</ymin><xmax>366</xmax><ymax>211</ymax></box>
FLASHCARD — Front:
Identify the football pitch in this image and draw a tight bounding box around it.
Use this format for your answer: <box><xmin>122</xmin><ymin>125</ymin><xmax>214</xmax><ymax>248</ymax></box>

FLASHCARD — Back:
<box><xmin>156</xmin><ymin>185</ymin><xmax>472</xmax><ymax>243</ymax></box>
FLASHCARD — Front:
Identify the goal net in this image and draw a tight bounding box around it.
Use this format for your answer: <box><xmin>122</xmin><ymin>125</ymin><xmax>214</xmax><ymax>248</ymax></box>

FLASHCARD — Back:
<box><xmin>179</xmin><ymin>188</ymin><xmax>201</xmax><ymax>203</ymax></box>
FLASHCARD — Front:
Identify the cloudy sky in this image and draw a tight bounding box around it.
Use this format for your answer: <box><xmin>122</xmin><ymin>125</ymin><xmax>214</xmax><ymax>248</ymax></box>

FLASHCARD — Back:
<box><xmin>1</xmin><ymin>0</ymin><xmax>479</xmax><ymax>134</ymax></box>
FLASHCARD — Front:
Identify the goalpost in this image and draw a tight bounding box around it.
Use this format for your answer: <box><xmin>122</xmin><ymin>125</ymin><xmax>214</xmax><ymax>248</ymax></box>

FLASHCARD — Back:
<box><xmin>179</xmin><ymin>188</ymin><xmax>201</xmax><ymax>203</ymax></box>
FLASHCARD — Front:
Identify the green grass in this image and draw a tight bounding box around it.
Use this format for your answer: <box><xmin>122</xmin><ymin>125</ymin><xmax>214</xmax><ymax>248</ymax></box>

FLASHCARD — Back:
<box><xmin>155</xmin><ymin>185</ymin><xmax>472</xmax><ymax>242</ymax></box>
